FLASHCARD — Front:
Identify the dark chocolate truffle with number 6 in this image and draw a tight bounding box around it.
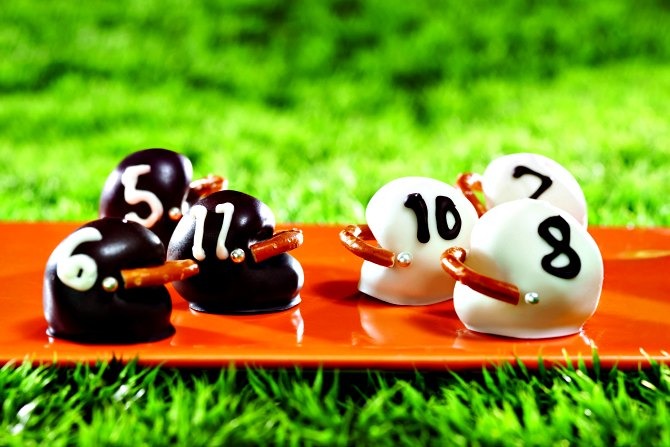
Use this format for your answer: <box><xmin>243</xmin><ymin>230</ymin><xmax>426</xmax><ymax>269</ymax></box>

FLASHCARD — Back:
<box><xmin>43</xmin><ymin>218</ymin><xmax>198</xmax><ymax>343</ymax></box>
<box><xmin>167</xmin><ymin>190</ymin><xmax>304</xmax><ymax>313</ymax></box>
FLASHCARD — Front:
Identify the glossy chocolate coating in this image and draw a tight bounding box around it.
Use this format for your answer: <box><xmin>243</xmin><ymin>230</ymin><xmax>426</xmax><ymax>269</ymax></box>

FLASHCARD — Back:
<box><xmin>99</xmin><ymin>148</ymin><xmax>193</xmax><ymax>245</ymax></box>
<box><xmin>167</xmin><ymin>190</ymin><xmax>304</xmax><ymax>313</ymax></box>
<box><xmin>43</xmin><ymin>218</ymin><xmax>174</xmax><ymax>343</ymax></box>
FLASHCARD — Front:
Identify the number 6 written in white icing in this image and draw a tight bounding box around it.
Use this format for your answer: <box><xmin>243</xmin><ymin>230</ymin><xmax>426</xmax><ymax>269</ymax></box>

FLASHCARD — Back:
<box><xmin>190</xmin><ymin>202</ymin><xmax>235</xmax><ymax>261</ymax></box>
<box><xmin>121</xmin><ymin>164</ymin><xmax>164</xmax><ymax>228</ymax></box>
<box><xmin>54</xmin><ymin>227</ymin><xmax>104</xmax><ymax>291</ymax></box>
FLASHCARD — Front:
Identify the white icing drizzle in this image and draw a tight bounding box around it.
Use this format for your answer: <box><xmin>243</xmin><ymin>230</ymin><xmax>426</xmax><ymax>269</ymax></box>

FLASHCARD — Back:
<box><xmin>214</xmin><ymin>202</ymin><xmax>235</xmax><ymax>260</ymax></box>
<box><xmin>121</xmin><ymin>164</ymin><xmax>164</xmax><ymax>228</ymax></box>
<box><xmin>190</xmin><ymin>205</ymin><xmax>208</xmax><ymax>261</ymax></box>
<box><xmin>190</xmin><ymin>202</ymin><xmax>235</xmax><ymax>261</ymax></box>
<box><xmin>54</xmin><ymin>227</ymin><xmax>103</xmax><ymax>292</ymax></box>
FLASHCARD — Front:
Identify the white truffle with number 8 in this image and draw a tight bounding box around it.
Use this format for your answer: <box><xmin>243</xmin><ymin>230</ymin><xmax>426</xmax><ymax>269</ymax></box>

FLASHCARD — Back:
<box><xmin>359</xmin><ymin>177</ymin><xmax>479</xmax><ymax>305</ymax></box>
<box><xmin>453</xmin><ymin>199</ymin><xmax>603</xmax><ymax>338</ymax></box>
<box><xmin>481</xmin><ymin>153</ymin><xmax>588</xmax><ymax>226</ymax></box>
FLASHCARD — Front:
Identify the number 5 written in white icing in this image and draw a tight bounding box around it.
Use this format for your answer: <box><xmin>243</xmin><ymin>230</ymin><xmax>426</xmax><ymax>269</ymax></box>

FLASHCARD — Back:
<box><xmin>190</xmin><ymin>202</ymin><xmax>235</xmax><ymax>261</ymax></box>
<box><xmin>121</xmin><ymin>164</ymin><xmax>164</xmax><ymax>228</ymax></box>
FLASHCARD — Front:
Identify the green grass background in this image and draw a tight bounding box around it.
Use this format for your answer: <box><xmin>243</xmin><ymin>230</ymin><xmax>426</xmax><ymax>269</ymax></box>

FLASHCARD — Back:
<box><xmin>1</xmin><ymin>0</ymin><xmax>668</xmax><ymax>225</ymax></box>
<box><xmin>1</xmin><ymin>0</ymin><xmax>670</xmax><ymax>444</ymax></box>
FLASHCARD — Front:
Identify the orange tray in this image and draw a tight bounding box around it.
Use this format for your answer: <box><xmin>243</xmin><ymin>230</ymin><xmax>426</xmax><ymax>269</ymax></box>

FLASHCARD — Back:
<box><xmin>1</xmin><ymin>222</ymin><xmax>669</xmax><ymax>370</ymax></box>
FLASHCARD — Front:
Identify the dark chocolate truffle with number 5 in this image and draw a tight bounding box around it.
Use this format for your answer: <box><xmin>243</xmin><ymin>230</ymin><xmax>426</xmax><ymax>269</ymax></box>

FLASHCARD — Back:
<box><xmin>167</xmin><ymin>190</ymin><xmax>305</xmax><ymax>314</ymax></box>
<box><xmin>99</xmin><ymin>148</ymin><xmax>193</xmax><ymax>246</ymax></box>
<box><xmin>99</xmin><ymin>148</ymin><xmax>227</xmax><ymax>246</ymax></box>
<box><xmin>43</xmin><ymin>218</ymin><xmax>198</xmax><ymax>343</ymax></box>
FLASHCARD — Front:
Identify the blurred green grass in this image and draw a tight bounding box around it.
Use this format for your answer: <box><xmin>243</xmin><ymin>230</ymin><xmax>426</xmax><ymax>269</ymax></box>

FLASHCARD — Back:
<box><xmin>0</xmin><ymin>0</ymin><xmax>668</xmax><ymax>226</ymax></box>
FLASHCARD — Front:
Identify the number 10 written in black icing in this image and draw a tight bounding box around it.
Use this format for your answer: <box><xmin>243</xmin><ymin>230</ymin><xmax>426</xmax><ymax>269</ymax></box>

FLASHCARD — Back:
<box><xmin>404</xmin><ymin>193</ymin><xmax>462</xmax><ymax>243</ymax></box>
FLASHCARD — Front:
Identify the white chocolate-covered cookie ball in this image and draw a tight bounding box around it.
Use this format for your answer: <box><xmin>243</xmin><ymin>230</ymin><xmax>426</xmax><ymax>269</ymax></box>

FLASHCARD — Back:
<box><xmin>449</xmin><ymin>199</ymin><xmax>603</xmax><ymax>338</ymax></box>
<box><xmin>356</xmin><ymin>176</ymin><xmax>479</xmax><ymax>305</ymax></box>
<box><xmin>481</xmin><ymin>153</ymin><xmax>588</xmax><ymax>226</ymax></box>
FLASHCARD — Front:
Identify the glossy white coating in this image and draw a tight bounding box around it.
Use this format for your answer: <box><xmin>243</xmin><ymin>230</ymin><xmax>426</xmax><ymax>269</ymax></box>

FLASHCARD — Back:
<box><xmin>481</xmin><ymin>153</ymin><xmax>588</xmax><ymax>226</ymax></box>
<box><xmin>453</xmin><ymin>199</ymin><xmax>603</xmax><ymax>338</ymax></box>
<box><xmin>359</xmin><ymin>176</ymin><xmax>479</xmax><ymax>305</ymax></box>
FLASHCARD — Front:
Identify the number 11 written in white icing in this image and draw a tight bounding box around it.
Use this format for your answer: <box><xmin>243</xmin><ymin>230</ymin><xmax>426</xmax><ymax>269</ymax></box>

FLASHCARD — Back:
<box><xmin>190</xmin><ymin>202</ymin><xmax>235</xmax><ymax>261</ymax></box>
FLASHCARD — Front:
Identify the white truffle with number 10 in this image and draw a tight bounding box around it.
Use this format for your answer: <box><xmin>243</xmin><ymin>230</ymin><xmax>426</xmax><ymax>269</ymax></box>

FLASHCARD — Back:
<box><xmin>451</xmin><ymin>199</ymin><xmax>603</xmax><ymax>339</ymax></box>
<box><xmin>355</xmin><ymin>177</ymin><xmax>479</xmax><ymax>305</ymax></box>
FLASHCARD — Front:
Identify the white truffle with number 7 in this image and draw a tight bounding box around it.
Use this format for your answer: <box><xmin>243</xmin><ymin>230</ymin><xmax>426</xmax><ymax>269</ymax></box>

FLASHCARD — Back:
<box><xmin>457</xmin><ymin>152</ymin><xmax>588</xmax><ymax>227</ymax></box>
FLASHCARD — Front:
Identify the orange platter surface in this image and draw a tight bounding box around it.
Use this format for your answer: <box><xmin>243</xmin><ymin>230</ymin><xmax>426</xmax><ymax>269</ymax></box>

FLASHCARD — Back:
<box><xmin>1</xmin><ymin>222</ymin><xmax>669</xmax><ymax>370</ymax></box>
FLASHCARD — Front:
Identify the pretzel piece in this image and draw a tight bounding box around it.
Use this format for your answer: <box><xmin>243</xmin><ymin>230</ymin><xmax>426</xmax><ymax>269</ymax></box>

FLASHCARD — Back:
<box><xmin>456</xmin><ymin>172</ymin><xmax>487</xmax><ymax>217</ymax></box>
<box><xmin>121</xmin><ymin>259</ymin><xmax>200</xmax><ymax>289</ymax></box>
<box><xmin>339</xmin><ymin>224</ymin><xmax>396</xmax><ymax>268</ymax></box>
<box><xmin>441</xmin><ymin>246</ymin><xmax>520</xmax><ymax>305</ymax></box>
<box><xmin>250</xmin><ymin>229</ymin><xmax>304</xmax><ymax>263</ymax></box>
<box><xmin>189</xmin><ymin>174</ymin><xmax>228</xmax><ymax>199</ymax></box>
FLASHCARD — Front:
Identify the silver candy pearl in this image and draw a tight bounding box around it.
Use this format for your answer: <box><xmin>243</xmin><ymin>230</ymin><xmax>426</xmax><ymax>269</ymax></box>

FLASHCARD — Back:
<box><xmin>395</xmin><ymin>252</ymin><xmax>412</xmax><ymax>267</ymax></box>
<box><xmin>230</xmin><ymin>248</ymin><xmax>246</xmax><ymax>263</ymax></box>
<box><xmin>168</xmin><ymin>207</ymin><xmax>183</xmax><ymax>221</ymax></box>
<box><xmin>102</xmin><ymin>276</ymin><xmax>119</xmax><ymax>293</ymax></box>
<box><xmin>524</xmin><ymin>292</ymin><xmax>540</xmax><ymax>304</ymax></box>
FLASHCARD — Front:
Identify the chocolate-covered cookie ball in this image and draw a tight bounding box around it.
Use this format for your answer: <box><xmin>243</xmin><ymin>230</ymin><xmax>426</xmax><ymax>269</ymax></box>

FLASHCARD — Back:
<box><xmin>99</xmin><ymin>148</ymin><xmax>193</xmax><ymax>245</ymax></box>
<box><xmin>43</xmin><ymin>218</ymin><xmax>198</xmax><ymax>343</ymax></box>
<box><xmin>99</xmin><ymin>148</ymin><xmax>227</xmax><ymax>246</ymax></box>
<box><xmin>167</xmin><ymin>190</ymin><xmax>304</xmax><ymax>314</ymax></box>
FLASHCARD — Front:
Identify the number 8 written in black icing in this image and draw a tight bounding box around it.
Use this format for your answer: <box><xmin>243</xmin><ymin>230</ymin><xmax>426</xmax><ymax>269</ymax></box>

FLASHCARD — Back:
<box><xmin>513</xmin><ymin>165</ymin><xmax>553</xmax><ymax>199</ymax></box>
<box><xmin>404</xmin><ymin>193</ymin><xmax>462</xmax><ymax>243</ymax></box>
<box><xmin>537</xmin><ymin>215</ymin><xmax>581</xmax><ymax>279</ymax></box>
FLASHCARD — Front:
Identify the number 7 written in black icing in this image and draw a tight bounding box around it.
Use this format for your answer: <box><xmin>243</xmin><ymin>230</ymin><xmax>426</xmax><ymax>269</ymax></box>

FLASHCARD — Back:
<box><xmin>512</xmin><ymin>165</ymin><xmax>553</xmax><ymax>199</ymax></box>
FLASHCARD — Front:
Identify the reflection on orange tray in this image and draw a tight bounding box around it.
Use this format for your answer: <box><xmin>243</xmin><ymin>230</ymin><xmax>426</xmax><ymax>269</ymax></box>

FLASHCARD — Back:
<box><xmin>1</xmin><ymin>222</ymin><xmax>669</xmax><ymax>370</ymax></box>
